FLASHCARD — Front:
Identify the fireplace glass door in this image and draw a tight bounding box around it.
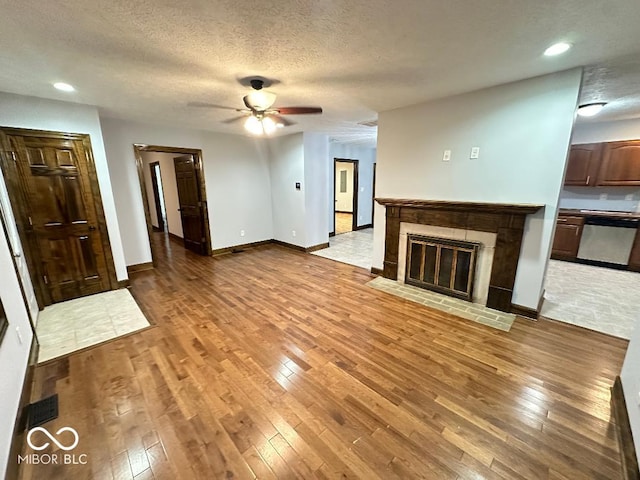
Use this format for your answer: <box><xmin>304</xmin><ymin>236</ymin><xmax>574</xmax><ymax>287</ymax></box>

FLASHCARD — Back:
<box><xmin>406</xmin><ymin>235</ymin><xmax>480</xmax><ymax>301</ymax></box>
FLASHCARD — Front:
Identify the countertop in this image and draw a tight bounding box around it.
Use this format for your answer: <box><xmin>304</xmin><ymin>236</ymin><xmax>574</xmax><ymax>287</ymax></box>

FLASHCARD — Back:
<box><xmin>559</xmin><ymin>208</ymin><xmax>640</xmax><ymax>220</ymax></box>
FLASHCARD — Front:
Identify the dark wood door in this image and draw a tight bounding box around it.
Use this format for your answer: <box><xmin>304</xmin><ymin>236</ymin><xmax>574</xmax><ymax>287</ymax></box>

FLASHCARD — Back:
<box><xmin>173</xmin><ymin>155</ymin><xmax>207</xmax><ymax>255</ymax></box>
<box><xmin>551</xmin><ymin>216</ymin><xmax>584</xmax><ymax>259</ymax></box>
<box><xmin>7</xmin><ymin>133</ymin><xmax>112</xmax><ymax>303</ymax></box>
<box><xmin>564</xmin><ymin>143</ymin><xmax>602</xmax><ymax>186</ymax></box>
<box><xmin>597</xmin><ymin>140</ymin><xmax>640</xmax><ymax>186</ymax></box>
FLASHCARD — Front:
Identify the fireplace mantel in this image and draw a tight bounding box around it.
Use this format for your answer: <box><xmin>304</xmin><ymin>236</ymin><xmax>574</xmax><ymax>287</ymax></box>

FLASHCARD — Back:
<box><xmin>375</xmin><ymin>198</ymin><xmax>544</xmax><ymax>315</ymax></box>
<box><xmin>375</xmin><ymin>198</ymin><xmax>543</xmax><ymax>215</ymax></box>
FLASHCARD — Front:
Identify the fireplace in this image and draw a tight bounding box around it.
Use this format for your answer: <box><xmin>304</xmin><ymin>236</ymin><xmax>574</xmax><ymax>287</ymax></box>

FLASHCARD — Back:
<box><xmin>406</xmin><ymin>235</ymin><xmax>479</xmax><ymax>301</ymax></box>
<box><xmin>376</xmin><ymin>199</ymin><xmax>544</xmax><ymax>314</ymax></box>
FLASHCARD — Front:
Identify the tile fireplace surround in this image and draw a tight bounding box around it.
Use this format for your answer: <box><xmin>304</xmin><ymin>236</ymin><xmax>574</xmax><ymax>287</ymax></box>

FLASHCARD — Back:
<box><xmin>376</xmin><ymin>199</ymin><xmax>544</xmax><ymax>315</ymax></box>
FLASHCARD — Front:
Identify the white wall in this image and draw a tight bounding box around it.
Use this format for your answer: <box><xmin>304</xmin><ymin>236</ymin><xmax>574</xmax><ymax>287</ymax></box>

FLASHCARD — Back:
<box><xmin>100</xmin><ymin>117</ymin><xmax>274</xmax><ymax>264</ymax></box>
<box><xmin>141</xmin><ymin>152</ymin><xmax>183</xmax><ymax>238</ymax></box>
<box><xmin>621</xmin><ymin>317</ymin><xmax>640</xmax><ymax>463</ymax></box>
<box><xmin>0</xmin><ymin>212</ymin><xmax>34</xmax><ymax>477</ymax></box>
<box><xmin>373</xmin><ymin>69</ymin><xmax>582</xmax><ymax>309</ymax></box>
<box><xmin>559</xmin><ymin>187</ymin><xmax>640</xmax><ymax>212</ymax></box>
<box><xmin>0</xmin><ymin>175</ymin><xmax>38</xmax><ymax>323</ymax></box>
<box><xmin>268</xmin><ymin>133</ymin><xmax>306</xmax><ymax>247</ymax></box>
<box><xmin>0</xmin><ymin>92</ymin><xmax>128</xmax><ymax>281</ymax></box>
<box><xmin>335</xmin><ymin>162</ymin><xmax>354</xmax><ymax>212</ymax></box>
<box><xmin>572</xmin><ymin>117</ymin><xmax>640</xmax><ymax>144</ymax></box>
<box><xmin>304</xmin><ymin>133</ymin><xmax>329</xmax><ymax>248</ymax></box>
<box><xmin>329</xmin><ymin>143</ymin><xmax>376</xmax><ymax>232</ymax></box>
<box><xmin>559</xmin><ymin>118</ymin><xmax>640</xmax><ymax>213</ymax></box>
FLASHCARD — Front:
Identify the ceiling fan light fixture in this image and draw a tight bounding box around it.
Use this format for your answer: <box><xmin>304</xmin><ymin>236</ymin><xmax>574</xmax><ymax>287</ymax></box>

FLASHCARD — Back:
<box><xmin>577</xmin><ymin>102</ymin><xmax>607</xmax><ymax>117</ymax></box>
<box><xmin>244</xmin><ymin>115</ymin><xmax>264</xmax><ymax>135</ymax></box>
<box><xmin>246</xmin><ymin>90</ymin><xmax>277</xmax><ymax>110</ymax></box>
<box><xmin>262</xmin><ymin>116</ymin><xmax>277</xmax><ymax>135</ymax></box>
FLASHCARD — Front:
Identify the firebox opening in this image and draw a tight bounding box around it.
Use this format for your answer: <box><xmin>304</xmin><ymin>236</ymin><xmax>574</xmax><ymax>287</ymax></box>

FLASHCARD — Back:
<box><xmin>405</xmin><ymin>235</ymin><xmax>480</xmax><ymax>301</ymax></box>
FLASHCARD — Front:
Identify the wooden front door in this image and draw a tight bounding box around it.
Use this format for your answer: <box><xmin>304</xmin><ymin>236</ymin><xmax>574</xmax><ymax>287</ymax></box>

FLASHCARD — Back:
<box><xmin>1</xmin><ymin>129</ymin><xmax>114</xmax><ymax>305</ymax></box>
<box><xmin>173</xmin><ymin>155</ymin><xmax>207</xmax><ymax>255</ymax></box>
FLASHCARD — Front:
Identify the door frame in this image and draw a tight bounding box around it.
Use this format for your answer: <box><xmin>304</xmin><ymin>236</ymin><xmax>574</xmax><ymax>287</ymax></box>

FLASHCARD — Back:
<box><xmin>371</xmin><ymin>162</ymin><xmax>377</xmax><ymax>228</ymax></box>
<box><xmin>333</xmin><ymin>158</ymin><xmax>359</xmax><ymax>234</ymax></box>
<box><xmin>133</xmin><ymin>144</ymin><xmax>212</xmax><ymax>267</ymax></box>
<box><xmin>149</xmin><ymin>161</ymin><xmax>165</xmax><ymax>232</ymax></box>
<box><xmin>0</xmin><ymin>127</ymin><xmax>119</xmax><ymax>308</ymax></box>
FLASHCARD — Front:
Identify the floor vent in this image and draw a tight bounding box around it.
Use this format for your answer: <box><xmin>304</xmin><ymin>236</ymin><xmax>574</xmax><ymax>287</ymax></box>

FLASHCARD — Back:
<box><xmin>27</xmin><ymin>394</ymin><xmax>59</xmax><ymax>429</ymax></box>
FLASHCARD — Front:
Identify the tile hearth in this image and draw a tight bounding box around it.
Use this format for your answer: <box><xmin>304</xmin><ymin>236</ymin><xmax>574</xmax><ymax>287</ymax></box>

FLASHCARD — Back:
<box><xmin>367</xmin><ymin>276</ymin><xmax>516</xmax><ymax>332</ymax></box>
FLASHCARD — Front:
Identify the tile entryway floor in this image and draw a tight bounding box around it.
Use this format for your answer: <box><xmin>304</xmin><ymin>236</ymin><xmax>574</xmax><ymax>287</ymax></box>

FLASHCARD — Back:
<box><xmin>36</xmin><ymin>289</ymin><xmax>151</xmax><ymax>363</ymax></box>
<box><xmin>311</xmin><ymin>228</ymin><xmax>373</xmax><ymax>269</ymax></box>
<box><xmin>541</xmin><ymin>260</ymin><xmax>640</xmax><ymax>339</ymax></box>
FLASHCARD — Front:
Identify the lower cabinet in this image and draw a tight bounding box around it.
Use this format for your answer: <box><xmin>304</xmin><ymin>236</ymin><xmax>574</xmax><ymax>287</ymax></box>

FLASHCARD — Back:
<box><xmin>551</xmin><ymin>216</ymin><xmax>584</xmax><ymax>259</ymax></box>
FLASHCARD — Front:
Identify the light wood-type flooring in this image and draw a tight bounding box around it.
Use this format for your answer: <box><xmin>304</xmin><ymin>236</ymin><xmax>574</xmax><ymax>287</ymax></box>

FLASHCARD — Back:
<box><xmin>334</xmin><ymin>212</ymin><xmax>353</xmax><ymax>235</ymax></box>
<box><xmin>19</xmin><ymin>232</ymin><xmax>628</xmax><ymax>479</ymax></box>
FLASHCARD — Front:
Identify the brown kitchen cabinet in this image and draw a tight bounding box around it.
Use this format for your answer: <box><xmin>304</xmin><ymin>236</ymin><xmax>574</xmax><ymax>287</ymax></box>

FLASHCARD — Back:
<box><xmin>596</xmin><ymin>140</ymin><xmax>640</xmax><ymax>186</ymax></box>
<box><xmin>551</xmin><ymin>215</ymin><xmax>584</xmax><ymax>259</ymax></box>
<box><xmin>565</xmin><ymin>143</ymin><xmax>602</xmax><ymax>186</ymax></box>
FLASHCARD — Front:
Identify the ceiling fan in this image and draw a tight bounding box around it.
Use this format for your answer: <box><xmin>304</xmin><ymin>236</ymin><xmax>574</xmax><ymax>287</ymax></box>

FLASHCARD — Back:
<box><xmin>191</xmin><ymin>78</ymin><xmax>323</xmax><ymax>135</ymax></box>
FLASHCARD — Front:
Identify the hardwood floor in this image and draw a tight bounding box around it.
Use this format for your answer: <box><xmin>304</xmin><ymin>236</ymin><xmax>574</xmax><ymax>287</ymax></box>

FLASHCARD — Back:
<box><xmin>335</xmin><ymin>213</ymin><xmax>353</xmax><ymax>235</ymax></box>
<box><xmin>19</xmin><ymin>232</ymin><xmax>628</xmax><ymax>479</ymax></box>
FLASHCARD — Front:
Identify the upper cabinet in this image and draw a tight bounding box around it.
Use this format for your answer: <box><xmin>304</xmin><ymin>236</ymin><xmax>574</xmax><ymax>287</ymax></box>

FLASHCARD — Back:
<box><xmin>565</xmin><ymin>143</ymin><xmax>602</xmax><ymax>186</ymax></box>
<box><xmin>564</xmin><ymin>140</ymin><xmax>640</xmax><ymax>187</ymax></box>
<box><xmin>597</xmin><ymin>140</ymin><xmax>640</xmax><ymax>186</ymax></box>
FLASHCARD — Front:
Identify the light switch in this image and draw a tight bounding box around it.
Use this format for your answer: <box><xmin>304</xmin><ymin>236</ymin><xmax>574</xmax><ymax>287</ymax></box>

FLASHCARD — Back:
<box><xmin>470</xmin><ymin>147</ymin><xmax>480</xmax><ymax>159</ymax></box>
<box><xmin>442</xmin><ymin>150</ymin><xmax>451</xmax><ymax>162</ymax></box>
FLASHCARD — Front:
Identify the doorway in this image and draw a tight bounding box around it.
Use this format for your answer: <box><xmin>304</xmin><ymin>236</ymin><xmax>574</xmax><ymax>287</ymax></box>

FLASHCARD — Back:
<box><xmin>0</xmin><ymin>127</ymin><xmax>118</xmax><ymax>307</ymax></box>
<box><xmin>134</xmin><ymin>145</ymin><xmax>212</xmax><ymax>264</ymax></box>
<box><xmin>149</xmin><ymin>162</ymin><xmax>167</xmax><ymax>232</ymax></box>
<box><xmin>334</xmin><ymin>158</ymin><xmax>359</xmax><ymax>235</ymax></box>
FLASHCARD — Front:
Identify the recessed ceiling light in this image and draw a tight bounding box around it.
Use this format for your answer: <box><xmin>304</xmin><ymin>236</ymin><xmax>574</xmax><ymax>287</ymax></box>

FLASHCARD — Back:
<box><xmin>544</xmin><ymin>42</ymin><xmax>572</xmax><ymax>57</ymax></box>
<box><xmin>53</xmin><ymin>82</ymin><xmax>75</xmax><ymax>92</ymax></box>
<box><xmin>577</xmin><ymin>102</ymin><xmax>607</xmax><ymax>117</ymax></box>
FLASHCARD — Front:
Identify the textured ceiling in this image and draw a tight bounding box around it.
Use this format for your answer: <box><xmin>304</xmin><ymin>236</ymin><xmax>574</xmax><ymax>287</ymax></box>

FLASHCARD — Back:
<box><xmin>1</xmin><ymin>0</ymin><xmax>640</xmax><ymax>145</ymax></box>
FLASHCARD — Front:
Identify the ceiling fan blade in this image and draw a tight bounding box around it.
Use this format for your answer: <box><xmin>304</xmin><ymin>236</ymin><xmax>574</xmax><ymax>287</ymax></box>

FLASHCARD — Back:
<box><xmin>275</xmin><ymin>107</ymin><xmax>323</xmax><ymax>115</ymax></box>
<box><xmin>270</xmin><ymin>114</ymin><xmax>295</xmax><ymax>127</ymax></box>
<box><xmin>221</xmin><ymin>115</ymin><xmax>248</xmax><ymax>124</ymax></box>
<box><xmin>187</xmin><ymin>102</ymin><xmax>239</xmax><ymax>110</ymax></box>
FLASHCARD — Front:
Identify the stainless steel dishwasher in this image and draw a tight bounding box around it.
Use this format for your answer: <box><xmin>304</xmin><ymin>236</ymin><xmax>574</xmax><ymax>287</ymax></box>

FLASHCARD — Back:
<box><xmin>576</xmin><ymin>216</ymin><xmax>639</xmax><ymax>265</ymax></box>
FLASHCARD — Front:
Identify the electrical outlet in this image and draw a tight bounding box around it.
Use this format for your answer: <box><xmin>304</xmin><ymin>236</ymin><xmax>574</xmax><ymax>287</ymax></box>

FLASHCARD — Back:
<box><xmin>16</xmin><ymin>326</ymin><xmax>23</xmax><ymax>345</ymax></box>
<box><xmin>292</xmin><ymin>230</ymin><xmax>296</xmax><ymax>237</ymax></box>
<box><xmin>600</xmin><ymin>193</ymin><xmax>608</xmax><ymax>200</ymax></box>
<box><xmin>442</xmin><ymin>150</ymin><xmax>451</xmax><ymax>162</ymax></box>
<box><xmin>626</xmin><ymin>194</ymin><xmax>635</xmax><ymax>201</ymax></box>
<box><xmin>470</xmin><ymin>147</ymin><xmax>480</xmax><ymax>159</ymax></box>
<box><xmin>240</xmin><ymin>230</ymin><xmax>245</xmax><ymax>237</ymax></box>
